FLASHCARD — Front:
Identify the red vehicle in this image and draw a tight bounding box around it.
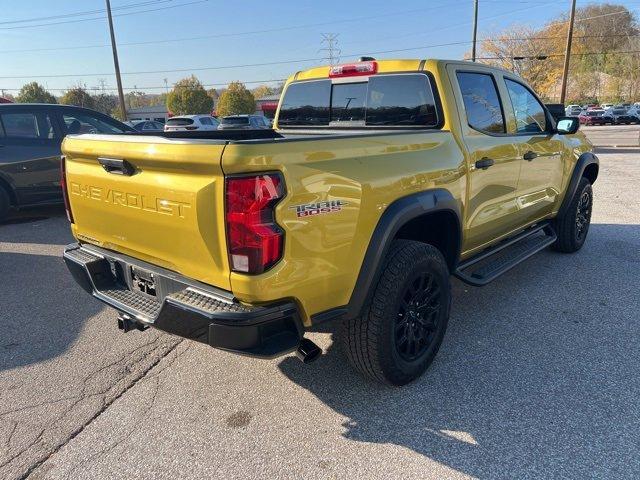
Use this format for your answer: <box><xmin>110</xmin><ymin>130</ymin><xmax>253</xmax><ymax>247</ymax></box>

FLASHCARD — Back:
<box><xmin>579</xmin><ymin>109</ymin><xmax>611</xmax><ymax>125</ymax></box>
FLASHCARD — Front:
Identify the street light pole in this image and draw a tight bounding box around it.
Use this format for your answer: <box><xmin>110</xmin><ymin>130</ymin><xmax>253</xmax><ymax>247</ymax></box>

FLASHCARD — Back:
<box><xmin>471</xmin><ymin>0</ymin><xmax>479</xmax><ymax>62</ymax></box>
<box><xmin>105</xmin><ymin>0</ymin><xmax>127</xmax><ymax>119</ymax></box>
<box><xmin>559</xmin><ymin>0</ymin><xmax>577</xmax><ymax>105</ymax></box>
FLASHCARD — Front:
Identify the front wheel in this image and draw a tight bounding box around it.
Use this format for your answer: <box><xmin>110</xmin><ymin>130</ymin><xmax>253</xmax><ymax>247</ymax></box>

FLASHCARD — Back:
<box><xmin>340</xmin><ymin>240</ymin><xmax>451</xmax><ymax>386</ymax></box>
<box><xmin>553</xmin><ymin>177</ymin><xmax>593</xmax><ymax>253</ymax></box>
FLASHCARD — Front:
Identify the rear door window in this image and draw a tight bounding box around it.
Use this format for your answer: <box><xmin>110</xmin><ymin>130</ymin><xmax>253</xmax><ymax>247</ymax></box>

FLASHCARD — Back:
<box><xmin>0</xmin><ymin>111</ymin><xmax>57</xmax><ymax>139</ymax></box>
<box><xmin>279</xmin><ymin>74</ymin><xmax>439</xmax><ymax>127</ymax></box>
<box><xmin>456</xmin><ymin>72</ymin><xmax>505</xmax><ymax>134</ymax></box>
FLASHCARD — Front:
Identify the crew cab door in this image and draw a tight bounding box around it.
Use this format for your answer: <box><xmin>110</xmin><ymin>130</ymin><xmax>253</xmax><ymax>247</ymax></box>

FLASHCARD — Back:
<box><xmin>450</xmin><ymin>67</ymin><xmax>523</xmax><ymax>252</ymax></box>
<box><xmin>500</xmin><ymin>77</ymin><xmax>564</xmax><ymax>222</ymax></box>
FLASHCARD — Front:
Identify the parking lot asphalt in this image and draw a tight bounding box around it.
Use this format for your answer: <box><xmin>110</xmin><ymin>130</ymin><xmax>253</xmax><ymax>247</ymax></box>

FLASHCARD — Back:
<box><xmin>582</xmin><ymin>124</ymin><xmax>640</xmax><ymax>147</ymax></box>
<box><xmin>1</xmin><ymin>136</ymin><xmax>639</xmax><ymax>479</ymax></box>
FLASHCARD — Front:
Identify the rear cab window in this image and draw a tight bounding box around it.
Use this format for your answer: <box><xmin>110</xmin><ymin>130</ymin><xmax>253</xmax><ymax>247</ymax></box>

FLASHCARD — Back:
<box><xmin>278</xmin><ymin>73</ymin><xmax>440</xmax><ymax>128</ymax></box>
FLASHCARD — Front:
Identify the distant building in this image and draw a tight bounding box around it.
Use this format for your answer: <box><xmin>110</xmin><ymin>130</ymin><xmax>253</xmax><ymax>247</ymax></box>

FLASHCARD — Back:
<box><xmin>255</xmin><ymin>93</ymin><xmax>281</xmax><ymax>119</ymax></box>
<box><xmin>126</xmin><ymin>105</ymin><xmax>169</xmax><ymax>122</ymax></box>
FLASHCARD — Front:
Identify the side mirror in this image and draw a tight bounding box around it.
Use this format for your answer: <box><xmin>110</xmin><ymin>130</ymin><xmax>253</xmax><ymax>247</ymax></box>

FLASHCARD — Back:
<box><xmin>556</xmin><ymin>117</ymin><xmax>579</xmax><ymax>134</ymax></box>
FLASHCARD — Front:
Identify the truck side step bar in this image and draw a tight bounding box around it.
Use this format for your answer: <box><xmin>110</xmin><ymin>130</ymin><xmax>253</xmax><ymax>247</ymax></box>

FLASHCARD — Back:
<box><xmin>454</xmin><ymin>222</ymin><xmax>557</xmax><ymax>286</ymax></box>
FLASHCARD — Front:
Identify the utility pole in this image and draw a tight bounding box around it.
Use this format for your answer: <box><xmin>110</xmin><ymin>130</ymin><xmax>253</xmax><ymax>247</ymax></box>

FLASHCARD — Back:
<box><xmin>471</xmin><ymin>0</ymin><xmax>479</xmax><ymax>62</ymax></box>
<box><xmin>319</xmin><ymin>33</ymin><xmax>341</xmax><ymax>66</ymax></box>
<box><xmin>105</xmin><ymin>0</ymin><xmax>127</xmax><ymax>119</ymax></box>
<box><xmin>559</xmin><ymin>0</ymin><xmax>577</xmax><ymax>105</ymax></box>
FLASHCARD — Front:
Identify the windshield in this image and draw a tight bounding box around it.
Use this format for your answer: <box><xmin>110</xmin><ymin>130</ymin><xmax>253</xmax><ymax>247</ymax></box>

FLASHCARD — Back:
<box><xmin>587</xmin><ymin>111</ymin><xmax>603</xmax><ymax>116</ymax></box>
<box><xmin>221</xmin><ymin>117</ymin><xmax>250</xmax><ymax>125</ymax></box>
<box><xmin>613</xmin><ymin>109</ymin><xmax>626</xmax><ymax>114</ymax></box>
<box><xmin>278</xmin><ymin>73</ymin><xmax>439</xmax><ymax>127</ymax></box>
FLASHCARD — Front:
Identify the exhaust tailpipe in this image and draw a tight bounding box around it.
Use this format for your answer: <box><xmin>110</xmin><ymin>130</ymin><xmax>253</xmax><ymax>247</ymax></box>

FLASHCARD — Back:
<box><xmin>296</xmin><ymin>337</ymin><xmax>322</xmax><ymax>364</ymax></box>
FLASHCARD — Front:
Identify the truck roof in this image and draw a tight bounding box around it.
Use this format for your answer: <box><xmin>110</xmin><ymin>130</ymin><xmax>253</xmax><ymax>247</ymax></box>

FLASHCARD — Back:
<box><xmin>288</xmin><ymin>58</ymin><xmax>510</xmax><ymax>83</ymax></box>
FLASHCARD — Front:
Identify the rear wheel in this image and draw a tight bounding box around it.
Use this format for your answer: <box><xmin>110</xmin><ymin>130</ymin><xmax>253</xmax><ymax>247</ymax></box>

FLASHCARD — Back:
<box><xmin>0</xmin><ymin>187</ymin><xmax>10</xmax><ymax>222</ymax></box>
<box><xmin>553</xmin><ymin>177</ymin><xmax>593</xmax><ymax>253</ymax></box>
<box><xmin>341</xmin><ymin>240</ymin><xmax>451</xmax><ymax>386</ymax></box>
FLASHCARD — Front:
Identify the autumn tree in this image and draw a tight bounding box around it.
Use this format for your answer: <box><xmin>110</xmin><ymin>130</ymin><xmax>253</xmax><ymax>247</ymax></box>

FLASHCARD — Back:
<box><xmin>216</xmin><ymin>81</ymin><xmax>256</xmax><ymax>116</ymax></box>
<box><xmin>60</xmin><ymin>87</ymin><xmax>95</xmax><ymax>109</ymax></box>
<box><xmin>166</xmin><ymin>76</ymin><xmax>213</xmax><ymax>115</ymax></box>
<box><xmin>93</xmin><ymin>93</ymin><xmax>118</xmax><ymax>115</ymax></box>
<box><xmin>252</xmin><ymin>85</ymin><xmax>275</xmax><ymax>100</ymax></box>
<box><xmin>478</xmin><ymin>3</ymin><xmax>639</xmax><ymax>102</ymax></box>
<box><xmin>16</xmin><ymin>82</ymin><xmax>57</xmax><ymax>104</ymax></box>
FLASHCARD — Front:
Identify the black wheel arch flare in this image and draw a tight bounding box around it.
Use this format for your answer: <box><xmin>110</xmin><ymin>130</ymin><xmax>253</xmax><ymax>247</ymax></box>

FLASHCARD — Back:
<box><xmin>345</xmin><ymin>189</ymin><xmax>461</xmax><ymax>320</ymax></box>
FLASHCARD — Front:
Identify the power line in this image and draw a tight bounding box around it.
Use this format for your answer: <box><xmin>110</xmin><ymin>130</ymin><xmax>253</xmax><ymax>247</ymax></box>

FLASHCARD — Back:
<box><xmin>4</xmin><ymin>35</ymin><xmax>640</xmax><ymax>80</ymax></box>
<box><xmin>4</xmin><ymin>48</ymin><xmax>640</xmax><ymax>93</ymax></box>
<box><xmin>0</xmin><ymin>0</ymin><xmax>208</xmax><ymax>30</ymax></box>
<box><xmin>0</xmin><ymin>6</ymin><xmax>445</xmax><ymax>54</ymax></box>
<box><xmin>477</xmin><ymin>49</ymin><xmax>640</xmax><ymax>60</ymax></box>
<box><xmin>0</xmin><ymin>0</ymin><xmax>176</xmax><ymax>26</ymax></box>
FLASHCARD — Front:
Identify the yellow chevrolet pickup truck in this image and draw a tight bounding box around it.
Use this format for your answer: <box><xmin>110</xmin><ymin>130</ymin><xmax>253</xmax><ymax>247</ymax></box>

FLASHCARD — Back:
<box><xmin>62</xmin><ymin>59</ymin><xmax>598</xmax><ymax>385</ymax></box>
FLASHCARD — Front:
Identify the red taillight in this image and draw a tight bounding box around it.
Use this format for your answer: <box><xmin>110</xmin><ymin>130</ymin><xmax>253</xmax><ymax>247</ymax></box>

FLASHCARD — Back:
<box><xmin>225</xmin><ymin>173</ymin><xmax>284</xmax><ymax>274</ymax></box>
<box><xmin>329</xmin><ymin>61</ymin><xmax>378</xmax><ymax>78</ymax></box>
<box><xmin>60</xmin><ymin>155</ymin><xmax>73</xmax><ymax>223</ymax></box>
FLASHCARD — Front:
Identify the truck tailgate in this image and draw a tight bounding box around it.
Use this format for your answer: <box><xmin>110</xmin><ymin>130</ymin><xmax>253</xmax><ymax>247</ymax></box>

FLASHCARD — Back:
<box><xmin>62</xmin><ymin>134</ymin><xmax>231</xmax><ymax>290</ymax></box>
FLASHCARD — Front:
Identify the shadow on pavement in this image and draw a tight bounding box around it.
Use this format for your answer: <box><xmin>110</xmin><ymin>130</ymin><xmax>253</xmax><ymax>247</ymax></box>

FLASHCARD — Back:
<box><xmin>0</xmin><ymin>206</ymin><xmax>69</xmax><ymax>246</ymax></box>
<box><xmin>1</xmin><ymin>205</ymin><xmax>65</xmax><ymax>226</ymax></box>
<box><xmin>279</xmin><ymin>223</ymin><xmax>640</xmax><ymax>478</ymax></box>
<box><xmin>0</xmin><ymin>251</ymin><xmax>102</xmax><ymax>371</ymax></box>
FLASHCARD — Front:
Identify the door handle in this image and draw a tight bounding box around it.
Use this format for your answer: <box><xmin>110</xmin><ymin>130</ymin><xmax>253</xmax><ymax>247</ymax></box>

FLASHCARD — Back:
<box><xmin>475</xmin><ymin>157</ymin><xmax>495</xmax><ymax>170</ymax></box>
<box><xmin>523</xmin><ymin>150</ymin><xmax>538</xmax><ymax>161</ymax></box>
<box><xmin>98</xmin><ymin>157</ymin><xmax>135</xmax><ymax>176</ymax></box>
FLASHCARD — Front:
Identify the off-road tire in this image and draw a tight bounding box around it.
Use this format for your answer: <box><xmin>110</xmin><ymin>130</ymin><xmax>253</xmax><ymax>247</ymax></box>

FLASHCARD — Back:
<box><xmin>0</xmin><ymin>187</ymin><xmax>10</xmax><ymax>222</ymax></box>
<box><xmin>553</xmin><ymin>177</ymin><xmax>593</xmax><ymax>253</ymax></box>
<box><xmin>341</xmin><ymin>240</ymin><xmax>451</xmax><ymax>386</ymax></box>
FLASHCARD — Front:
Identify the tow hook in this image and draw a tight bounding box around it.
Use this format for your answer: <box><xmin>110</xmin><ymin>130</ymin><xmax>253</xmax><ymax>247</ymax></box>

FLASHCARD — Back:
<box><xmin>117</xmin><ymin>314</ymin><xmax>148</xmax><ymax>333</ymax></box>
<box><xmin>295</xmin><ymin>337</ymin><xmax>322</xmax><ymax>364</ymax></box>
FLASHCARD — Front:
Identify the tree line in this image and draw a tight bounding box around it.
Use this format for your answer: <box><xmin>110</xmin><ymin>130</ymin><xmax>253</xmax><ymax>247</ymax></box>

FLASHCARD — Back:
<box><xmin>7</xmin><ymin>76</ymin><xmax>280</xmax><ymax>118</ymax></box>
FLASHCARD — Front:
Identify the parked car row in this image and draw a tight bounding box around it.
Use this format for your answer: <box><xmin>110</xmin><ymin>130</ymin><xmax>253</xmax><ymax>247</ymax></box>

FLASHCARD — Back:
<box><xmin>566</xmin><ymin>103</ymin><xmax>640</xmax><ymax>125</ymax></box>
<box><xmin>164</xmin><ymin>114</ymin><xmax>271</xmax><ymax>132</ymax></box>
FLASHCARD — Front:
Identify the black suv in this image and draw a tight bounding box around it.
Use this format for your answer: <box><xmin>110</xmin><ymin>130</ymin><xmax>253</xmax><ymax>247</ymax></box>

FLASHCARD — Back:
<box><xmin>0</xmin><ymin>104</ymin><xmax>133</xmax><ymax>220</ymax></box>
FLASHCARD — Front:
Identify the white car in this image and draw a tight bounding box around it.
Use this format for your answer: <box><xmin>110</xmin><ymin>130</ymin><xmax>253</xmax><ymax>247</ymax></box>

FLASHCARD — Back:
<box><xmin>565</xmin><ymin>104</ymin><xmax>582</xmax><ymax>117</ymax></box>
<box><xmin>164</xmin><ymin>115</ymin><xmax>219</xmax><ymax>132</ymax></box>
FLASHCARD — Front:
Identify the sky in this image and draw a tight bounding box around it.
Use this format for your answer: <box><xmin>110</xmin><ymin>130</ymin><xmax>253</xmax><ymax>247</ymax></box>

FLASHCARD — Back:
<box><xmin>1</xmin><ymin>0</ymin><xmax>639</xmax><ymax>96</ymax></box>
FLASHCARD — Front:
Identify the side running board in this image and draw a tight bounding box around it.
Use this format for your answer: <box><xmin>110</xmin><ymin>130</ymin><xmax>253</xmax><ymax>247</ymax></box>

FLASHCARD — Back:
<box><xmin>455</xmin><ymin>223</ymin><xmax>557</xmax><ymax>286</ymax></box>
